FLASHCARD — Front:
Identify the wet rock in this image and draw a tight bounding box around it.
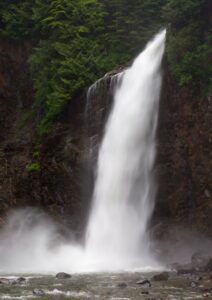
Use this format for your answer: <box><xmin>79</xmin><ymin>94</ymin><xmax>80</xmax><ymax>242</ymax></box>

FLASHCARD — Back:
<box><xmin>152</xmin><ymin>272</ymin><xmax>169</xmax><ymax>281</ymax></box>
<box><xmin>33</xmin><ymin>288</ymin><xmax>45</xmax><ymax>296</ymax></box>
<box><xmin>136</xmin><ymin>279</ymin><xmax>151</xmax><ymax>288</ymax></box>
<box><xmin>0</xmin><ymin>278</ymin><xmax>10</xmax><ymax>284</ymax></box>
<box><xmin>12</xmin><ymin>277</ymin><xmax>26</xmax><ymax>285</ymax></box>
<box><xmin>56</xmin><ymin>272</ymin><xmax>72</xmax><ymax>279</ymax></box>
<box><xmin>117</xmin><ymin>282</ymin><xmax>127</xmax><ymax>288</ymax></box>
<box><xmin>17</xmin><ymin>277</ymin><xmax>26</xmax><ymax>283</ymax></box>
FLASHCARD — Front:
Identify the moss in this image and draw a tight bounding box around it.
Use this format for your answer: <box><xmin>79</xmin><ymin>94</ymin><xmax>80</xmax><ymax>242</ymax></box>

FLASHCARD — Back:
<box><xmin>26</xmin><ymin>161</ymin><xmax>40</xmax><ymax>172</ymax></box>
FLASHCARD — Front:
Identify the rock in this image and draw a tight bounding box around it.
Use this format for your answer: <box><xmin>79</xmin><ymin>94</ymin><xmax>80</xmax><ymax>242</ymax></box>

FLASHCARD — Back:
<box><xmin>56</xmin><ymin>272</ymin><xmax>72</xmax><ymax>279</ymax></box>
<box><xmin>0</xmin><ymin>278</ymin><xmax>10</xmax><ymax>284</ymax></box>
<box><xmin>17</xmin><ymin>277</ymin><xmax>26</xmax><ymax>283</ymax></box>
<box><xmin>136</xmin><ymin>279</ymin><xmax>151</xmax><ymax>288</ymax></box>
<box><xmin>117</xmin><ymin>282</ymin><xmax>127</xmax><ymax>288</ymax></box>
<box><xmin>33</xmin><ymin>288</ymin><xmax>45</xmax><ymax>296</ymax></box>
<box><xmin>11</xmin><ymin>277</ymin><xmax>26</xmax><ymax>285</ymax></box>
<box><xmin>152</xmin><ymin>272</ymin><xmax>169</xmax><ymax>281</ymax></box>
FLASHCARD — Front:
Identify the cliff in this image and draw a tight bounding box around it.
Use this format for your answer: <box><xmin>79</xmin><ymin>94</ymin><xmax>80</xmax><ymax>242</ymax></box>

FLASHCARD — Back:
<box><xmin>0</xmin><ymin>39</ymin><xmax>211</xmax><ymax>240</ymax></box>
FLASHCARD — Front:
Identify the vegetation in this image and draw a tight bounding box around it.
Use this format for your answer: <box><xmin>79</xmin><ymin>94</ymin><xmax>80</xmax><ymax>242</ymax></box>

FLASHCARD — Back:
<box><xmin>26</xmin><ymin>161</ymin><xmax>40</xmax><ymax>172</ymax></box>
<box><xmin>0</xmin><ymin>0</ymin><xmax>211</xmax><ymax>133</ymax></box>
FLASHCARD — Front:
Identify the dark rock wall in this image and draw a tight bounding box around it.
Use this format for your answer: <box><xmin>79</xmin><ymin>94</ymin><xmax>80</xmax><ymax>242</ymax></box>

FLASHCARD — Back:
<box><xmin>155</xmin><ymin>70</ymin><xmax>212</xmax><ymax>238</ymax></box>
<box><xmin>0</xmin><ymin>40</ymin><xmax>211</xmax><ymax>239</ymax></box>
<box><xmin>0</xmin><ymin>40</ymin><xmax>88</xmax><ymax>235</ymax></box>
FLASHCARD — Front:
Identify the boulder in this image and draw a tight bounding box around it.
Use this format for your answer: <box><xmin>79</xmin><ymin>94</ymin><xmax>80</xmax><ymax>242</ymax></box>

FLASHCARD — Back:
<box><xmin>152</xmin><ymin>272</ymin><xmax>169</xmax><ymax>281</ymax></box>
<box><xmin>12</xmin><ymin>277</ymin><xmax>26</xmax><ymax>285</ymax></box>
<box><xmin>17</xmin><ymin>277</ymin><xmax>26</xmax><ymax>283</ymax></box>
<box><xmin>0</xmin><ymin>278</ymin><xmax>10</xmax><ymax>284</ymax></box>
<box><xmin>56</xmin><ymin>272</ymin><xmax>72</xmax><ymax>279</ymax></box>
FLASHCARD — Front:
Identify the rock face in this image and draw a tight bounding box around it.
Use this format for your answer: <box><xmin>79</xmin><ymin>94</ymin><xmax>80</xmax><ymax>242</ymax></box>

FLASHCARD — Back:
<box><xmin>154</xmin><ymin>68</ymin><xmax>212</xmax><ymax>238</ymax></box>
<box><xmin>0</xmin><ymin>39</ymin><xmax>211</xmax><ymax>242</ymax></box>
<box><xmin>0</xmin><ymin>40</ymin><xmax>88</xmax><ymax>234</ymax></box>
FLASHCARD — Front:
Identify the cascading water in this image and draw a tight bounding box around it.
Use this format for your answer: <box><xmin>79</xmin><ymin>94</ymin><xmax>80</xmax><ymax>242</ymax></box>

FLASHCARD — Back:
<box><xmin>85</xmin><ymin>29</ymin><xmax>166</xmax><ymax>270</ymax></box>
<box><xmin>0</xmin><ymin>30</ymin><xmax>166</xmax><ymax>273</ymax></box>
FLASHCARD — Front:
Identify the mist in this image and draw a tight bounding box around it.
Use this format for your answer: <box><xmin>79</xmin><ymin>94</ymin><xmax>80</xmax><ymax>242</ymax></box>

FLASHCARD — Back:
<box><xmin>0</xmin><ymin>208</ymin><xmax>85</xmax><ymax>273</ymax></box>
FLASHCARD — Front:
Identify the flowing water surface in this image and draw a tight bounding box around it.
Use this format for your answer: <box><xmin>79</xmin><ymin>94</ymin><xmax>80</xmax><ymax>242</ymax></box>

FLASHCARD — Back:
<box><xmin>0</xmin><ymin>272</ymin><xmax>211</xmax><ymax>300</ymax></box>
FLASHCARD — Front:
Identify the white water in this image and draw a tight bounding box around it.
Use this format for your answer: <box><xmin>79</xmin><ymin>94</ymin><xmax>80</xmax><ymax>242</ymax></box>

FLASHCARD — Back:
<box><xmin>0</xmin><ymin>30</ymin><xmax>166</xmax><ymax>273</ymax></box>
<box><xmin>85</xmin><ymin>29</ymin><xmax>166</xmax><ymax>270</ymax></box>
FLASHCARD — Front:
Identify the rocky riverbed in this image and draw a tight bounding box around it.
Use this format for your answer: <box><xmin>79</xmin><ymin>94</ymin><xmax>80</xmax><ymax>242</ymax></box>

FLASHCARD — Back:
<box><xmin>0</xmin><ymin>270</ymin><xmax>211</xmax><ymax>300</ymax></box>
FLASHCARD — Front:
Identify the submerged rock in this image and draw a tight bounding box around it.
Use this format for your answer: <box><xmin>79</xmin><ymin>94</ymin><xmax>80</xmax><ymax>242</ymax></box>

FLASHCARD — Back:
<box><xmin>33</xmin><ymin>288</ymin><xmax>45</xmax><ymax>296</ymax></box>
<box><xmin>136</xmin><ymin>279</ymin><xmax>151</xmax><ymax>288</ymax></box>
<box><xmin>56</xmin><ymin>272</ymin><xmax>72</xmax><ymax>279</ymax></box>
<box><xmin>152</xmin><ymin>272</ymin><xmax>169</xmax><ymax>281</ymax></box>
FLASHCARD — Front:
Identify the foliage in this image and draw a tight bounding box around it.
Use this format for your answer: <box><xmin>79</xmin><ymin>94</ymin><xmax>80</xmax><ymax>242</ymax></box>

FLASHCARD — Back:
<box><xmin>163</xmin><ymin>0</ymin><xmax>211</xmax><ymax>90</ymax></box>
<box><xmin>0</xmin><ymin>0</ymin><xmax>211</xmax><ymax>133</ymax></box>
<box><xmin>26</xmin><ymin>161</ymin><xmax>40</xmax><ymax>172</ymax></box>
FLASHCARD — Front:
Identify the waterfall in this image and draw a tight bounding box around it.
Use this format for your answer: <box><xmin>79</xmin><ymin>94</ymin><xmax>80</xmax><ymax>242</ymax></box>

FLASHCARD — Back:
<box><xmin>0</xmin><ymin>30</ymin><xmax>166</xmax><ymax>273</ymax></box>
<box><xmin>85</xmin><ymin>29</ymin><xmax>166</xmax><ymax>270</ymax></box>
